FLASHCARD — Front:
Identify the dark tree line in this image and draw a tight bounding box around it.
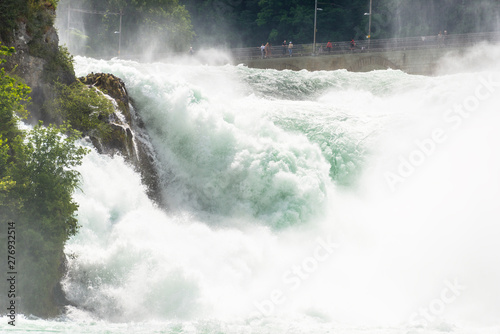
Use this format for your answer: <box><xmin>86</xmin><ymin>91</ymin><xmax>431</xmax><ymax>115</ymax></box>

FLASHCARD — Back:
<box><xmin>184</xmin><ymin>0</ymin><xmax>500</xmax><ymax>48</ymax></box>
<box><xmin>52</xmin><ymin>0</ymin><xmax>500</xmax><ymax>55</ymax></box>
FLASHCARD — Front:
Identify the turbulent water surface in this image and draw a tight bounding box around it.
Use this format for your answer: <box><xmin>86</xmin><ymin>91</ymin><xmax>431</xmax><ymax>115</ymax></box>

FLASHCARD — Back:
<box><xmin>2</xmin><ymin>45</ymin><xmax>500</xmax><ymax>333</ymax></box>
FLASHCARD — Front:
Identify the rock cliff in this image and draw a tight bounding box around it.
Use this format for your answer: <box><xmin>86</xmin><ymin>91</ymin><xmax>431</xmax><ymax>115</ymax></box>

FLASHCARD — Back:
<box><xmin>0</xmin><ymin>6</ymin><xmax>75</xmax><ymax>121</ymax></box>
<box><xmin>79</xmin><ymin>72</ymin><xmax>161</xmax><ymax>202</ymax></box>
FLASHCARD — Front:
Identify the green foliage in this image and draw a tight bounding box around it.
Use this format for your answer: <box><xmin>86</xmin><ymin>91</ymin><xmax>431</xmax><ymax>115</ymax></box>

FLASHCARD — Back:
<box><xmin>0</xmin><ymin>121</ymin><xmax>89</xmax><ymax>317</ymax></box>
<box><xmin>13</xmin><ymin>121</ymin><xmax>89</xmax><ymax>239</ymax></box>
<box><xmin>0</xmin><ymin>136</ymin><xmax>16</xmax><ymax>198</ymax></box>
<box><xmin>181</xmin><ymin>0</ymin><xmax>500</xmax><ymax>47</ymax></box>
<box><xmin>28</xmin><ymin>40</ymin><xmax>75</xmax><ymax>85</ymax></box>
<box><xmin>0</xmin><ymin>42</ymin><xmax>27</xmax><ymax>212</ymax></box>
<box><xmin>13</xmin><ymin>122</ymin><xmax>88</xmax><ymax>316</ymax></box>
<box><xmin>1</xmin><ymin>45</ymin><xmax>89</xmax><ymax>317</ymax></box>
<box><xmin>0</xmin><ymin>0</ymin><xmax>27</xmax><ymax>42</ymax></box>
<box><xmin>26</xmin><ymin>0</ymin><xmax>59</xmax><ymax>36</ymax></box>
<box><xmin>0</xmin><ymin>44</ymin><xmax>31</xmax><ymax>140</ymax></box>
<box><xmin>44</xmin><ymin>81</ymin><xmax>114</xmax><ymax>138</ymax></box>
<box><xmin>184</xmin><ymin>0</ymin><xmax>261</xmax><ymax>47</ymax></box>
<box><xmin>0</xmin><ymin>0</ymin><xmax>60</xmax><ymax>45</ymax></box>
<box><xmin>0</xmin><ymin>0</ymin><xmax>73</xmax><ymax>91</ymax></box>
<box><xmin>42</xmin><ymin>45</ymin><xmax>75</xmax><ymax>84</ymax></box>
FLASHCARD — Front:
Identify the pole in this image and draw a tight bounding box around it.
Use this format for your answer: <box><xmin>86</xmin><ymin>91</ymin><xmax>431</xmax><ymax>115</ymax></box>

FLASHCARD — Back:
<box><xmin>368</xmin><ymin>0</ymin><xmax>372</xmax><ymax>48</ymax></box>
<box><xmin>313</xmin><ymin>0</ymin><xmax>318</xmax><ymax>55</ymax></box>
<box><xmin>67</xmin><ymin>3</ymin><xmax>71</xmax><ymax>45</ymax></box>
<box><xmin>118</xmin><ymin>10</ymin><xmax>122</xmax><ymax>56</ymax></box>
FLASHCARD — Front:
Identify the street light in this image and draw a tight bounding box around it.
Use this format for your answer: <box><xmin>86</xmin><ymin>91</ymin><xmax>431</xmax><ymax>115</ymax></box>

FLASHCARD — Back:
<box><xmin>313</xmin><ymin>0</ymin><xmax>323</xmax><ymax>55</ymax></box>
<box><xmin>365</xmin><ymin>0</ymin><xmax>372</xmax><ymax>48</ymax></box>
<box><xmin>118</xmin><ymin>10</ymin><xmax>122</xmax><ymax>55</ymax></box>
<box><xmin>113</xmin><ymin>10</ymin><xmax>123</xmax><ymax>55</ymax></box>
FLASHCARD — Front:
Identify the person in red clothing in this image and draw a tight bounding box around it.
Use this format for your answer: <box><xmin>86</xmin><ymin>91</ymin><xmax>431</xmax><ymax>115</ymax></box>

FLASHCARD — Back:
<box><xmin>326</xmin><ymin>41</ymin><xmax>333</xmax><ymax>53</ymax></box>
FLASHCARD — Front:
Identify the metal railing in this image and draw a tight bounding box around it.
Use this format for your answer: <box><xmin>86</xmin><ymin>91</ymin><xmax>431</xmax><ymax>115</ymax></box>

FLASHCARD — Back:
<box><xmin>231</xmin><ymin>32</ymin><xmax>500</xmax><ymax>61</ymax></box>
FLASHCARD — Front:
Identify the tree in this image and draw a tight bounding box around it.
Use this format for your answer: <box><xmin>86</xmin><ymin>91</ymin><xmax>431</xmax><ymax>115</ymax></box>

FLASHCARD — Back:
<box><xmin>1</xmin><ymin>43</ymin><xmax>89</xmax><ymax>316</ymax></box>
<box><xmin>13</xmin><ymin>122</ymin><xmax>89</xmax><ymax>239</ymax></box>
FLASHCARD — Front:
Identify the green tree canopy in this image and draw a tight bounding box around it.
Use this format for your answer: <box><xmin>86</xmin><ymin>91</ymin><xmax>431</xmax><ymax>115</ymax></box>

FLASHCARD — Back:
<box><xmin>181</xmin><ymin>0</ymin><xmax>500</xmax><ymax>48</ymax></box>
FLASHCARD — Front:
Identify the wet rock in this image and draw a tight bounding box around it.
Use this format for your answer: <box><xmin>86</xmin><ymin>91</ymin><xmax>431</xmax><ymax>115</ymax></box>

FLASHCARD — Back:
<box><xmin>79</xmin><ymin>72</ymin><xmax>162</xmax><ymax>204</ymax></box>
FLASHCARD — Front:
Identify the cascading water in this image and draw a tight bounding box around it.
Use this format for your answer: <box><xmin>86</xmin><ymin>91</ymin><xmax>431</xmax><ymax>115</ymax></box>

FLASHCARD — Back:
<box><xmin>3</xmin><ymin>45</ymin><xmax>500</xmax><ymax>333</ymax></box>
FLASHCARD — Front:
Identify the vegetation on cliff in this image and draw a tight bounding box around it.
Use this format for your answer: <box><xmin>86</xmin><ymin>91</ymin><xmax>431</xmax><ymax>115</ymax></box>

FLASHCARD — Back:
<box><xmin>1</xmin><ymin>1</ymin><xmax>152</xmax><ymax>314</ymax></box>
<box><xmin>1</xmin><ymin>0</ymin><xmax>158</xmax><ymax>319</ymax></box>
<box><xmin>1</xmin><ymin>43</ymin><xmax>89</xmax><ymax>317</ymax></box>
<box><xmin>1</xmin><ymin>0</ymin><xmax>59</xmax><ymax>44</ymax></box>
<box><xmin>44</xmin><ymin>81</ymin><xmax>115</xmax><ymax>139</ymax></box>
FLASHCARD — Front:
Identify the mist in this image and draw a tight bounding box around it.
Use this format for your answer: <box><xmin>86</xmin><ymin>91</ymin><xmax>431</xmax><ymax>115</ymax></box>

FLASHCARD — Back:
<box><xmin>370</xmin><ymin>0</ymin><xmax>500</xmax><ymax>39</ymax></box>
<box><xmin>55</xmin><ymin>0</ymin><xmax>195</xmax><ymax>60</ymax></box>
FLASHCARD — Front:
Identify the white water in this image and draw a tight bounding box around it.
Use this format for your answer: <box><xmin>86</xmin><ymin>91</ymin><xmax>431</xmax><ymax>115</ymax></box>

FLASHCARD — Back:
<box><xmin>3</xmin><ymin>45</ymin><xmax>500</xmax><ymax>333</ymax></box>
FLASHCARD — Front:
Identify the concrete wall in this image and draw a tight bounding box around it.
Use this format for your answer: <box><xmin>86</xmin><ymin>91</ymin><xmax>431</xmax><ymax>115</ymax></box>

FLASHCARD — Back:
<box><xmin>240</xmin><ymin>47</ymin><xmax>468</xmax><ymax>75</ymax></box>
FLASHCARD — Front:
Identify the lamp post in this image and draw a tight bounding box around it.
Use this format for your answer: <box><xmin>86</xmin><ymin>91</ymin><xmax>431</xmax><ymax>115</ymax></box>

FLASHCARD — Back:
<box><xmin>114</xmin><ymin>10</ymin><xmax>123</xmax><ymax>56</ymax></box>
<box><xmin>313</xmin><ymin>0</ymin><xmax>323</xmax><ymax>55</ymax></box>
<box><xmin>313</xmin><ymin>0</ymin><xmax>318</xmax><ymax>55</ymax></box>
<box><xmin>364</xmin><ymin>0</ymin><xmax>372</xmax><ymax>48</ymax></box>
<box><xmin>118</xmin><ymin>10</ymin><xmax>122</xmax><ymax>55</ymax></box>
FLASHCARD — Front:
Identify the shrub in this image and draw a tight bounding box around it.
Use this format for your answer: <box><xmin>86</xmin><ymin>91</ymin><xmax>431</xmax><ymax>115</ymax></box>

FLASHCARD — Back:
<box><xmin>44</xmin><ymin>81</ymin><xmax>114</xmax><ymax>139</ymax></box>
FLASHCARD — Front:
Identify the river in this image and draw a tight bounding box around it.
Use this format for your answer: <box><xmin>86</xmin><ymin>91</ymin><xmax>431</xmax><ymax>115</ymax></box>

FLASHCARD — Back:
<box><xmin>2</xmin><ymin>45</ymin><xmax>500</xmax><ymax>333</ymax></box>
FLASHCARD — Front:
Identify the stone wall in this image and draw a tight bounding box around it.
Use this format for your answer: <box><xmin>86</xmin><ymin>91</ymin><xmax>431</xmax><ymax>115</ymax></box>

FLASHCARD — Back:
<box><xmin>242</xmin><ymin>47</ymin><xmax>469</xmax><ymax>75</ymax></box>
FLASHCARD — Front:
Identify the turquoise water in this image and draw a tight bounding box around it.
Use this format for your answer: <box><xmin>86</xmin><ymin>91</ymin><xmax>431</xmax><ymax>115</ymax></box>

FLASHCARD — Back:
<box><xmin>3</xmin><ymin>45</ymin><xmax>500</xmax><ymax>333</ymax></box>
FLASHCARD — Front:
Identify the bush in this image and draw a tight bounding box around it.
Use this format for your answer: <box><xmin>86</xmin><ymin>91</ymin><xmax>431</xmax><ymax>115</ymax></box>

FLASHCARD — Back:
<box><xmin>42</xmin><ymin>45</ymin><xmax>75</xmax><ymax>84</ymax></box>
<box><xmin>43</xmin><ymin>80</ymin><xmax>114</xmax><ymax>139</ymax></box>
<box><xmin>0</xmin><ymin>0</ymin><xmax>27</xmax><ymax>43</ymax></box>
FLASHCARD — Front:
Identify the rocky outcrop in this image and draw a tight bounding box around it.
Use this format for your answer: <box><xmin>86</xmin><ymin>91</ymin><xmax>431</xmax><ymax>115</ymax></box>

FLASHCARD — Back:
<box><xmin>80</xmin><ymin>72</ymin><xmax>131</xmax><ymax>122</ymax></box>
<box><xmin>2</xmin><ymin>12</ymin><xmax>161</xmax><ymax>202</ymax></box>
<box><xmin>79</xmin><ymin>73</ymin><xmax>134</xmax><ymax>157</ymax></box>
<box><xmin>79</xmin><ymin>72</ymin><xmax>162</xmax><ymax>203</ymax></box>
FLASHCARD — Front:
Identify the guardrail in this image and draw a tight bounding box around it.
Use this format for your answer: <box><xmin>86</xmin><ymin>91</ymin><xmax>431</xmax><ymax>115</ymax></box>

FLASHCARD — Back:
<box><xmin>231</xmin><ymin>31</ymin><xmax>500</xmax><ymax>61</ymax></box>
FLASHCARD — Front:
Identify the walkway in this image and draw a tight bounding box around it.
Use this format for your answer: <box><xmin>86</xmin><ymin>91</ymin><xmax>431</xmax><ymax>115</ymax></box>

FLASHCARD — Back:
<box><xmin>231</xmin><ymin>32</ymin><xmax>500</xmax><ymax>61</ymax></box>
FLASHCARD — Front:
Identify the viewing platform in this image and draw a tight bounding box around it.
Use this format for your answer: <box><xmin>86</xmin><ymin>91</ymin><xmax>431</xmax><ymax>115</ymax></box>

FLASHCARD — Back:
<box><xmin>232</xmin><ymin>32</ymin><xmax>500</xmax><ymax>75</ymax></box>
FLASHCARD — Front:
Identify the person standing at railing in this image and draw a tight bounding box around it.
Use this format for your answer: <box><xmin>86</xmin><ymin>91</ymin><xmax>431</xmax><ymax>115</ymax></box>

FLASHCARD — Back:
<box><xmin>326</xmin><ymin>41</ymin><xmax>333</xmax><ymax>53</ymax></box>
<box><xmin>350</xmin><ymin>39</ymin><xmax>356</xmax><ymax>50</ymax></box>
<box><xmin>437</xmin><ymin>31</ymin><xmax>443</xmax><ymax>47</ymax></box>
<box><xmin>282</xmin><ymin>40</ymin><xmax>287</xmax><ymax>55</ymax></box>
<box><xmin>260</xmin><ymin>43</ymin><xmax>265</xmax><ymax>58</ymax></box>
<box><xmin>288</xmin><ymin>41</ymin><xmax>293</xmax><ymax>56</ymax></box>
<box><xmin>265</xmin><ymin>42</ymin><xmax>270</xmax><ymax>58</ymax></box>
